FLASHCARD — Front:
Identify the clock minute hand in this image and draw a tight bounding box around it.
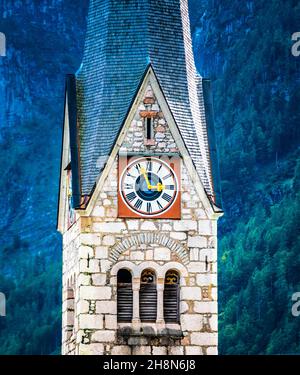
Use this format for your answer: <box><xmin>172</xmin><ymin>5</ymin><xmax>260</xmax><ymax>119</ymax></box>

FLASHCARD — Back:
<box><xmin>140</xmin><ymin>167</ymin><xmax>152</xmax><ymax>189</ymax></box>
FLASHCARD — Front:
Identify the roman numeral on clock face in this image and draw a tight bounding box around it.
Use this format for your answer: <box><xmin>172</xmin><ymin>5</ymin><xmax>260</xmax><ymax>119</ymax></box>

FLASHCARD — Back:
<box><xmin>162</xmin><ymin>193</ymin><xmax>172</xmax><ymax>202</ymax></box>
<box><xmin>124</xmin><ymin>183</ymin><xmax>134</xmax><ymax>189</ymax></box>
<box><xmin>126</xmin><ymin>192</ymin><xmax>137</xmax><ymax>202</ymax></box>
<box><xmin>134</xmin><ymin>163</ymin><xmax>141</xmax><ymax>173</ymax></box>
<box><xmin>134</xmin><ymin>199</ymin><xmax>143</xmax><ymax>210</ymax></box>
<box><xmin>162</xmin><ymin>173</ymin><xmax>172</xmax><ymax>181</ymax></box>
<box><xmin>157</xmin><ymin>201</ymin><xmax>163</xmax><ymax>210</ymax></box>
<box><xmin>147</xmin><ymin>202</ymin><xmax>152</xmax><ymax>213</ymax></box>
<box><xmin>165</xmin><ymin>185</ymin><xmax>175</xmax><ymax>190</ymax></box>
<box><xmin>146</xmin><ymin>160</ymin><xmax>152</xmax><ymax>171</ymax></box>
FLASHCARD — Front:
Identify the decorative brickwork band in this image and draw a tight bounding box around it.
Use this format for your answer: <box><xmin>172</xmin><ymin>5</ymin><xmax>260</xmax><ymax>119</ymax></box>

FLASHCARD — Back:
<box><xmin>109</xmin><ymin>233</ymin><xmax>189</xmax><ymax>266</ymax></box>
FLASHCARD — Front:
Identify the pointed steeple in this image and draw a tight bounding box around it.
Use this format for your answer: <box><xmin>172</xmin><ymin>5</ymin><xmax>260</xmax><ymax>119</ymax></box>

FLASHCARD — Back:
<box><xmin>74</xmin><ymin>0</ymin><xmax>219</xmax><ymax>205</ymax></box>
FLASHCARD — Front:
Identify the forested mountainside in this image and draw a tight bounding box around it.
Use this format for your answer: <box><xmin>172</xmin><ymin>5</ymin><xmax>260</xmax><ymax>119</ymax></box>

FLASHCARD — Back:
<box><xmin>190</xmin><ymin>0</ymin><xmax>300</xmax><ymax>354</ymax></box>
<box><xmin>0</xmin><ymin>0</ymin><xmax>89</xmax><ymax>354</ymax></box>
<box><xmin>0</xmin><ymin>0</ymin><xmax>299</xmax><ymax>354</ymax></box>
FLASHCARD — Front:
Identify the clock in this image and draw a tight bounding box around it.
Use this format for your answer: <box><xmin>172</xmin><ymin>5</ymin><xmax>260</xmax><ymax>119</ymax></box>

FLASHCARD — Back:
<box><xmin>118</xmin><ymin>156</ymin><xmax>181</xmax><ymax>218</ymax></box>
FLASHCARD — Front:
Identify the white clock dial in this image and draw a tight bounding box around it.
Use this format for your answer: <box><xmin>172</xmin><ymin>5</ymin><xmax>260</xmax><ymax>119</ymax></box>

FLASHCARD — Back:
<box><xmin>120</xmin><ymin>157</ymin><xmax>178</xmax><ymax>216</ymax></box>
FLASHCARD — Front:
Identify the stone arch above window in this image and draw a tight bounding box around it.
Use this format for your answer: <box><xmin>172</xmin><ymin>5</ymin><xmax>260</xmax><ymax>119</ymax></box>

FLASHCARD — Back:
<box><xmin>109</xmin><ymin>232</ymin><xmax>189</xmax><ymax>265</ymax></box>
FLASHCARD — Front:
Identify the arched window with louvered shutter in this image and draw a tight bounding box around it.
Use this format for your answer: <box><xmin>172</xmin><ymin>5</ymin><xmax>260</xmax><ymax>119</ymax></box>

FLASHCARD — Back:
<box><xmin>117</xmin><ymin>269</ymin><xmax>133</xmax><ymax>322</ymax></box>
<box><xmin>164</xmin><ymin>270</ymin><xmax>180</xmax><ymax>323</ymax></box>
<box><xmin>140</xmin><ymin>269</ymin><xmax>157</xmax><ymax>322</ymax></box>
<box><xmin>66</xmin><ymin>285</ymin><xmax>75</xmax><ymax>335</ymax></box>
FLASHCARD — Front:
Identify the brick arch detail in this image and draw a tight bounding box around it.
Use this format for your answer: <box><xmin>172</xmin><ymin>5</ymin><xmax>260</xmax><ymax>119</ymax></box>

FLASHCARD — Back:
<box><xmin>109</xmin><ymin>232</ymin><xmax>189</xmax><ymax>265</ymax></box>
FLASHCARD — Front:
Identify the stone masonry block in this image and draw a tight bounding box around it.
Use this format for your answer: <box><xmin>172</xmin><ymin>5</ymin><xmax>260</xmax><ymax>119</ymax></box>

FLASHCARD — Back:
<box><xmin>154</xmin><ymin>247</ymin><xmax>170</xmax><ymax>261</ymax></box>
<box><xmin>127</xmin><ymin>220</ymin><xmax>140</xmax><ymax>230</ymax></box>
<box><xmin>132</xmin><ymin>346</ymin><xmax>151</xmax><ymax>355</ymax></box>
<box><xmin>77</xmin><ymin>273</ymin><xmax>91</xmax><ymax>286</ymax></box>
<box><xmin>79</xmin><ymin>259</ymin><xmax>100</xmax><ymax>273</ymax></box>
<box><xmin>102</xmin><ymin>235</ymin><xmax>116</xmax><ymax>246</ymax></box>
<box><xmin>140</xmin><ymin>221</ymin><xmax>157</xmax><ymax>231</ymax></box>
<box><xmin>187</xmin><ymin>236</ymin><xmax>207</xmax><ymax>248</ymax></box>
<box><xmin>93</xmin><ymin>222</ymin><xmax>126</xmax><ymax>233</ymax></box>
<box><xmin>206</xmin><ymin>346</ymin><xmax>218</xmax><ymax>355</ymax></box>
<box><xmin>100</xmin><ymin>259</ymin><xmax>112</xmax><ymax>272</ymax></box>
<box><xmin>187</xmin><ymin>262</ymin><xmax>206</xmax><ymax>273</ymax></box>
<box><xmin>92</xmin><ymin>273</ymin><xmax>106</xmax><ymax>286</ymax></box>
<box><xmin>209</xmin><ymin>314</ymin><xmax>218</xmax><ymax>331</ymax></box>
<box><xmin>105</xmin><ymin>315</ymin><xmax>117</xmax><ymax>330</ymax></box>
<box><xmin>79</xmin><ymin>343</ymin><xmax>104</xmax><ymax>355</ymax></box>
<box><xmin>181</xmin><ymin>287</ymin><xmax>201</xmax><ymax>300</ymax></box>
<box><xmin>152</xmin><ymin>347</ymin><xmax>167</xmax><ymax>355</ymax></box>
<box><xmin>81</xmin><ymin>234</ymin><xmax>101</xmax><ymax>246</ymax></box>
<box><xmin>185</xmin><ymin>346</ymin><xmax>203</xmax><ymax>355</ymax></box>
<box><xmin>170</xmin><ymin>232</ymin><xmax>187</xmax><ymax>240</ymax></box>
<box><xmin>198</xmin><ymin>220</ymin><xmax>212</xmax><ymax>235</ymax></box>
<box><xmin>111</xmin><ymin>346</ymin><xmax>132</xmax><ymax>355</ymax></box>
<box><xmin>189</xmin><ymin>248</ymin><xmax>199</xmax><ymax>261</ymax></box>
<box><xmin>96</xmin><ymin>301</ymin><xmax>116</xmax><ymax>314</ymax></box>
<box><xmin>76</xmin><ymin>300</ymin><xmax>89</xmax><ymax>315</ymax></box>
<box><xmin>181</xmin><ymin>314</ymin><xmax>203</xmax><ymax>331</ymax></box>
<box><xmin>95</xmin><ymin>246</ymin><xmax>109</xmax><ymax>259</ymax></box>
<box><xmin>174</xmin><ymin>220</ymin><xmax>197</xmax><ymax>231</ymax></box>
<box><xmin>79</xmin><ymin>314</ymin><xmax>103</xmax><ymax>329</ymax></box>
<box><xmin>92</xmin><ymin>206</ymin><xmax>105</xmax><ymax>217</ymax></box>
<box><xmin>80</xmin><ymin>286</ymin><xmax>112</xmax><ymax>300</ymax></box>
<box><xmin>169</xmin><ymin>346</ymin><xmax>184</xmax><ymax>355</ymax></box>
<box><xmin>130</xmin><ymin>251</ymin><xmax>145</xmax><ymax>260</ymax></box>
<box><xmin>180</xmin><ymin>301</ymin><xmax>189</xmax><ymax>313</ymax></box>
<box><xmin>190</xmin><ymin>332</ymin><xmax>218</xmax><ymax>346</ymax></box>
<box><xmin>194</xmin><ymin>301</ymin><xmax>218</xmax><ymax>314</ymax></box>
<box><xmin>196</xmin><ymin>273</ymin><xmax>217</xmax><ymax>286</ymax></box>
<box><xmin>79</xmin><ymin>246</ymin><xmax>94</xmax><ymax>259</ymax></box>
<box><xmin>91</xmin><ymin>330</ymin><xmax>116</xmax><ymax>343</ymax></box>
<box><xmin>199</xmin><ymin>248</ymin><xmax>217</xmax><ymax>262</ymax></box>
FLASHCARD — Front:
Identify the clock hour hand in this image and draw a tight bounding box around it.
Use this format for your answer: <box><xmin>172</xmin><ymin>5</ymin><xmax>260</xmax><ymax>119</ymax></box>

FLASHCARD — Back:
<box><xmin>154</xmin><ymin>182</ymin><xmax>165</xmax><ymax>192</ymax></box>
<box><xmin>140</xmin><ymin>166</ymin><xmax>165</xmax><ymax>191</ymax></box>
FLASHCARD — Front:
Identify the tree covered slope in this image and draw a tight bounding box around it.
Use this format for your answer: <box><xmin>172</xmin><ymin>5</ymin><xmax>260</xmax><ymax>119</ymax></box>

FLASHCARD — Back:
<box><xmin>190</xmin><ymin>0</ymin><xmax>300</xmax><ymax>354</ymax></box>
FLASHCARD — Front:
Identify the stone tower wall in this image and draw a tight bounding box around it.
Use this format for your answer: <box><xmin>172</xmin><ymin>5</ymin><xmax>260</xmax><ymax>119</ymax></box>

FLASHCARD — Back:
<box><xmin>61</xmin><ymin>84</ymin><xmax>218</xmax><ymax>355</ymax></box>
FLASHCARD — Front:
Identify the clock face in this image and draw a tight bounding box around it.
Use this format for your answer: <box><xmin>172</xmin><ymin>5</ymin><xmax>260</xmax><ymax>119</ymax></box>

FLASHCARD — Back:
<box><xmin>120</xmin><ymin>157</ymin><xmax>178</xmax><ymax>217</ymax></box>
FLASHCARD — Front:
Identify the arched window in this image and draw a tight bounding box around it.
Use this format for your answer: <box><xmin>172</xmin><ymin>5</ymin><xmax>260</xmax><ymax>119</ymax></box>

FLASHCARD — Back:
<box><xmin>117</xmin><ymin>269</ymin><xmax>133</xmax><ymax>322</ymax></box>
<box><xmin>66</xmin><ymin>281</ymin><xmax>75</xmax><ymax>340</ymax></box>
<box><xmin>164</xmin><ymin>270</ymin><xmax>180</xmax><ymax>323</ymax></box>
<box><xmin>140</xmin><ymin>269</ymin><xmax>157</xmax><ymax>322</ymax></box>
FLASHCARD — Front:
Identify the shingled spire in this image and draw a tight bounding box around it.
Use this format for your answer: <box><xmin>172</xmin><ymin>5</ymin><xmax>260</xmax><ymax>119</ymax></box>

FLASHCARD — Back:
<box><xmin>75</xmin><ymin>0</ymin><xmax>220</xmax><ymax>205</ymax></box>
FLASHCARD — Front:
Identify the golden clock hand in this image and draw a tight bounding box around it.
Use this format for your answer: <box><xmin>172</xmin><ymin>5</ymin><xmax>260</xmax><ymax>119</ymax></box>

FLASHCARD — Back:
<box><xmin>155</xmin><ymin>182</ymin><xmax>165</xmax><ymax>192</ymax></box>
<box><xmin>139</xmin><ymin>167</ymin><xmax>166</xmax><ymax>191</ymax></box>
<box><xmin>140</xmin><ymin>167</ymin><xmax>152</xmax><ymax>189</ymax></box>
<box><xmin>147</xmin><ymin>182</ymin><xmax>165</xmax><ymax>191</ymax></box>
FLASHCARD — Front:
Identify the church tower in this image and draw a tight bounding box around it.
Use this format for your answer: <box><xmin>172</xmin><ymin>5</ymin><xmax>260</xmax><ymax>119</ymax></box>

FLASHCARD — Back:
<box><xmin>58</xmin><ymin>0</ymin><xmax>223</xmax><ymax>355</ymax></box>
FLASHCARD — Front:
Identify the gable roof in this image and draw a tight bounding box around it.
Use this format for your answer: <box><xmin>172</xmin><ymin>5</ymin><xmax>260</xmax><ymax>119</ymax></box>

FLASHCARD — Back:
<box><xmin>74</xmin><ymin>0</ymin><xmax>221</xmax><ymax>207</ymax></box>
